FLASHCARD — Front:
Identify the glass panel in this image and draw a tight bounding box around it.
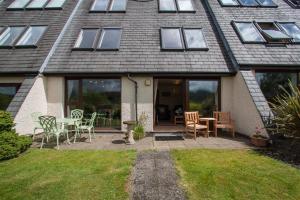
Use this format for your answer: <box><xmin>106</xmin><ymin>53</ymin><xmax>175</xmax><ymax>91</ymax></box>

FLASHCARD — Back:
<box><xmin>219</xmin><ymin>0</ymin><xmax>239</xmax><ymax>5</ymax></box>
<box><xmin>98</xmin><ymin>28</ymin><xmax>121</xmax><ymax>49</ymax></box>
<box><xmin>234</xmin><ymin>22</ymin><xmax>265</xmax><ymax>42</ymax></box>
<box><xmin>0</xmin><ymin>27</ymin><xmax>25</xmax><ymax>46</ymax></box>
<box><xmin>82</xmin><ymin>79</ymin><xmax>121</xmax><ymax>129</ymax></box>
<box><xmin>256</xmin><ymin>72</ymin><xmax>298</xmax><ymax>103</ymax></box>
<box><xmin>278</xmin><ymin>23</ymin><xmax>300</xmax><ymax>42</ymax></box>
<box><xmin>256</xmin><ymin>0</ymin><xmax>277</xmax><ymax>6</ymax></box>
<box><xmin>177</xmin><ymin>0</ymin><xmax>194</xmax><ymax>11</ymax></box>
<box><xmin>238</xmin><ymin>0</ymin><xmax>258</xmax><ymax>6</ymax></box>
<box><xmin>109</xmin><ymin>0</ymin><xmax>127</xmax><ymax>11</ymax></box>
<box><xmin>262</xmin><ymin>30</ymin><xmax>290</xmax><ymax>39</ymax></box>
<box><xmin>66</xmin><ymin>80</ymin><xmax>80</xmax><ymax>116</ymax></box>
<box><xmin>188</xmin><ymin>80</ymin><xmax>219</xmax><ymax>117</ymax></box>
<box><xmin>90</xmin><ymin>0</ymin><xmax>109</xmax><ymax>11</ymax></box>
<box><xmin>0</xmin><ymin>86</ymin><xmax>18</xmax><ymax>110</ymax></box>
<box><xmin>45</xmin><ymin>0</ymin><xmax>66</xmax><ymax>8</ymax></box>
<box><xmin>161</xmin><ymin>28</ymin><xmax>184</xmax><ymax>49</ymax></box>
<box><xmin>26</xmin><ymin>0</ymin><xmax>48</xmax><ymax>9</ymax></box>
<box><xmin>183</xmin><ymin>29</ymin><xmax>207</xmax><ymax>49</ymax></box>
<box><xmin>8</xmin><ymin>0</ymin><xmax>31</xmax><ymax>9</ymax></box>
<box><xmin>16</xmin><ymin>26</ymin><xmax>47</xmax><ymax>46</ymax></box>
<box><xmin>74</xmin><ymin>29</ymin><xmax>98</xmax><ymax>49</ymax></box>
<box><xmin>159</xmin><ymin>0</ymin><xmax>176</xmax><ymax>11</ymax></box>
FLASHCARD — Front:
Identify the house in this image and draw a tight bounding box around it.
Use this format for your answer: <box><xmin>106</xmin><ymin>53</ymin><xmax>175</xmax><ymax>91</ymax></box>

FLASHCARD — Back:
<box><xmin>0</xmin><ymin>0</ymin><xmax>299</xmax><ymax>136</ymax></box>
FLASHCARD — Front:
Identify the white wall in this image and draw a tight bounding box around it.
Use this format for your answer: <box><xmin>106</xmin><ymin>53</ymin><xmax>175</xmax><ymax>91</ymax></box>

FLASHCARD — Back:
<box><xmin>221</xmin><ymin>72</ymin><xmax>267</xmax><ymax>137</ymax></box>
<box><xmin>121</xmin><ymin>76</ymin><xmax>154</xmax><ymax>132</ymax></box>
<box><xmin>47</xmin><ymin>77</ymin><xmax>65</xmax><ymax>118</ymax></box>
<box><xmin>14</xmin><ymin>75</ymin><xmax>48</xmax><ymax>135</ymax></box>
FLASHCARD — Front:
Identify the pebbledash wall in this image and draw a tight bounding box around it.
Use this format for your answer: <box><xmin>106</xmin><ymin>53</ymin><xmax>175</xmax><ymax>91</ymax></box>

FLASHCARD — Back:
<box><xmin>13</xmin><ymin>73</ymin><xmax>266</xmax><ymax>137</ymax></box>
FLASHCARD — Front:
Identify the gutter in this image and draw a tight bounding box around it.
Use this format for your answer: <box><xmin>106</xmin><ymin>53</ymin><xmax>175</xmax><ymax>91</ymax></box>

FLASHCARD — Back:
<box><xmin>39</xmin><ymin>0</ymin><xmax>84</xmax><ymax>73</ymax></box>
<box><xmin>127</xmin><ymin>74</ymin><xmax>138</xmax><ymax>122</ymax></box>
<box><xmin>202</xmin><ymin>0</ymin><xmax>239</xmax><ymax>72</ymax></box>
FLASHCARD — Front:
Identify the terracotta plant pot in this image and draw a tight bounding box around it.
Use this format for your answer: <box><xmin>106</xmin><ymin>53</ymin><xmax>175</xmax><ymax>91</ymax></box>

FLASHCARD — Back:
<box><xmin>251</xmin><ymin>136</ymin><xmax>268</xmax><ymax>147</ymax></box>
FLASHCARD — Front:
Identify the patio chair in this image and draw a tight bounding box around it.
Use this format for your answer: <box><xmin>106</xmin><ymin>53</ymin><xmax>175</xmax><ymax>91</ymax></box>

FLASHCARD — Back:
<box><xmin>74</xmin><ymin>112</ymin><xmax>97</xmax><ymax>143</ymax></box>
<box><xmin>71</xmin><ymin>109</ymin><xmax>84</xmax><ymax>121</ymax></box>
<box><xmin>39</xmin><ymin>115</ymin><xmax>70</xmax><ymax>149</ymax></box>
<box><xmin>213</xmin><ymin>112</ymin><xmax>235</xmax><ymax>137</ymax></box>
<box><xmin>184</xmin><ymin>111</ymin><xmax>208</xmax><ymax>140</ymax></box>
<box><xmin>30</xmin><ymin>112</ymin><xmax>43</xmax><ymax>140</ymax></box>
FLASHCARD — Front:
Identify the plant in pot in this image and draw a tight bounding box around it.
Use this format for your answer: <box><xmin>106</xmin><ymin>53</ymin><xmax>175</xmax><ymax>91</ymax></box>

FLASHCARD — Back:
<box><xmin>251</xmin><ymin>126</ymin><xmax>269</xmax><ymax>147</ymax></box>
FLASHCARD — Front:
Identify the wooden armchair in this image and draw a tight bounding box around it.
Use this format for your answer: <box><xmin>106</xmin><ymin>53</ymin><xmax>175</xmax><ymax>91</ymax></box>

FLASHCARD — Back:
<box><xmin>213</xmin><ymin>112</ymin><xmax>235</xmax><ymax>137</ymax></box>
<box><xmin>184</xmin><ymin>112</ymin><xmax>208</xmax><ymax>139</ymax></box>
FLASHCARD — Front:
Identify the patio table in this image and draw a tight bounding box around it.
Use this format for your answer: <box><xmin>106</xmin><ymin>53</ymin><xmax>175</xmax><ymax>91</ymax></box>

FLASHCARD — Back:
<box><xmin>199</xmin><ymin>117</ymin><xmax>216</xmax><ymax>137</ymax></box>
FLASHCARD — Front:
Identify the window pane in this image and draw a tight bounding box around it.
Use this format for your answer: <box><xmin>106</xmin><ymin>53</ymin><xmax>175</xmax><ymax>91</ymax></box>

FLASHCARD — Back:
<box><xmin>219</xmin><ymin>0</ymin><xmax>239</xmax><ymax>5</ymax></box>
<box><xmin>109</xmin><ymin>0</ymin><xmax>127</xmax><ymax>11</ymax></box>
<box><xmin>159</xmin><ymin>0</ymin><xmax>176</xmax><ymax>11</ymax></box>
<box><xmin>74</xmin><ymin>29</ymin><xmax>98</xmax><ymax>49</ymax></box>
<box><xmin>238</xmin><ymin>0</ymin><xmax>258</xmax><ymax>6</ymax></box>
<box><xmin>90</xmin><ymin>0</ymin><xmax>109</xmax><ymax>11</ymax></box>
<box><xmin>234</xmin><ymin>22</ymin><xmax>265</xmax><ymax>42</ymax></box>
<box><xmin>98</xmin><ymin>28</ymin><xmax>122</xmax><ymax>49</ymax></box>
<box><xmin>183</xmin><ymin>29</ymin><xmax>207</xmax><ymax>49</ymax></box>
<box><xmin>0</xmin><ymin>86</ymin><xmax>18</xmax><ymax>110</ymax></box>
<box><xmin>256</xmin><ymin>72</ymin><xmax>297</xmax><ymax>103</ymax></box>
<box><xmin>188</xmin><ymin>80</ymin><xmax>219</xmax><ymax>117</ymax></box>
<box><xmin>278</xmin><ymin>23</ymin><xmax>300</xmax><ymax>42</ymax></box>
<box><xmin>45</xmin><ymin>0</ymin><xmax>66</xmax><ymax>8</ymax></box>
<box><xmin>161</xmin><ymin>28</ymin><xmax>184</xmax><ymax>49</ymax></box>
<box><xmin>256</xmin><ymin>0</ymin><xmax>277</xmax><ymax>6</ymax></box>
<box><xmin>16</xmin><ymin>26</ymin><xmax>47</xmax><ymax>46</ymax></box>
<box><xmin>257</xmin><ymin>22</ymin><xmax>291</xmax><ymax>42</ymax></box>
<box><xmin>8</xmin><ymin>0</ymin><xmax>31</xmax><ymax>9</ymax></box>
<box><xmin>177</xmin><ymin>0</ymin><xmax>194</xmax><ymax>11</ymax></box>
<box><xmin>0</xmin><ymin>27</ymin><xmax>25</xmax><ymax>46</ymax></box>
<box><xmin>26</xmin><ymin>0</ymin><xmax>48</xmax><ymax>9</ymax></box>
<box><xmin>262</xmin><ymin>30</ymin><xmax>290</xmax><ymax>39</ymax></box>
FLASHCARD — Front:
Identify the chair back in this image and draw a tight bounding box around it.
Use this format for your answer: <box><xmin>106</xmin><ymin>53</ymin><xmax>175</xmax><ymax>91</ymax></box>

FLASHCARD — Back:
<box><xmin>89</xmin><ymin>112</ymin><xmax>97</xmax><ymax>127</ymax></box>
<box><xmin>39</xmin><ymin>115</ymin><xmax>57</xmax><ymax>134</ymax></box>
<box><xmin>71</xmin><ymin>109</ymin><xmax>84</xmax><ymax>120</ymax></box>
<box><xmin>184</xmin><ymin>111</ymin><xmax>199</xmax><ymax>125</ymax></box>
<box><xmin>31</xmin><ymin>112</ymin><xmax>42</xmax><ymax>126</ymax></box>
<box><xmin>214</xmin><ymin>112</ymin><xmax>231</xmax><ymax>124</ymax></box>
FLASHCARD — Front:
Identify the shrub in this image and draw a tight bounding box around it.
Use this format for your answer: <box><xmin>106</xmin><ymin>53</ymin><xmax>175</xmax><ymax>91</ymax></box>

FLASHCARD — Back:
<box><xmin>0</xmin><ymin>111</ymin><xmax>14</xmax><ymax>133</ymax></box>
<box><xmin>269</xmin><ymin>81</ymin><xmax>300</xmax><ymax>138</ymax></box>
<box><xmin>133</xmin><ymin>124</ymin><xmax>145</xmax><ymax>140</ymax></box>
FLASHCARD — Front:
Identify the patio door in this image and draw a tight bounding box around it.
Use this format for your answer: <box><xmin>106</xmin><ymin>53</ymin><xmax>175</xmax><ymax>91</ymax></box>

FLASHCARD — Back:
<box><xmin>65</xmin><ymin>78</ymin><xmax>121</xmax><ymax>130</ymax></box>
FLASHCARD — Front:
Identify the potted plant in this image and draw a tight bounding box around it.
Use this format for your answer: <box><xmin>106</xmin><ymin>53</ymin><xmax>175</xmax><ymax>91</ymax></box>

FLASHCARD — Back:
<box><xmin>251</xmin><ymin>126</ymin><xmax>269</xmax><ymax>147</ymax></box>
<box><xmin>133</xmin><ymin>112</ymin><xmax>148</xmax><ymax>141</ymax></box>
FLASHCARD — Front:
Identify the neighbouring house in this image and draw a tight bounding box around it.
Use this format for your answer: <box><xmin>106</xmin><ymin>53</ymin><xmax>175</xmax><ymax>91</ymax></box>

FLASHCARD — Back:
<box><xmin>0</xmin><ymin>0</ymin><xmax>299</xmax><ymax>137</ymax></box>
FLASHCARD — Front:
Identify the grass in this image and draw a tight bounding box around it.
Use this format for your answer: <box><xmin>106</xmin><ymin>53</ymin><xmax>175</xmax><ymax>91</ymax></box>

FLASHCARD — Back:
<box><xmin>172</xmin><ymin>149</ymin><xmax>300</xmax><ymax>200</ymax></box>
<box><xmin>0</xmin><ymin>149</ymin><xmax>136</xmax><ymax>200</ymax></box>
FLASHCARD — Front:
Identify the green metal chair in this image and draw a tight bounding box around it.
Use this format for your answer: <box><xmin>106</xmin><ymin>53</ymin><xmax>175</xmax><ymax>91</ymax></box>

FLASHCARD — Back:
<box><xmin>74</xmin><ymin>112</ymin><xmax>97</xmax><ymax>143</ymax></box>
<box><xmin>39</xmin><ymin>115</ymin><xmax>70</xmax><ymax>149</ymax></box>
<box><xmin>30</xmin><ymin>112</ymin><xmax>43</xmax><ymax>140</ymax></box>
<box><xmin>71</xmin><ymin>109</ymin><xmax>84</xmax><ymax>121</ymax></box>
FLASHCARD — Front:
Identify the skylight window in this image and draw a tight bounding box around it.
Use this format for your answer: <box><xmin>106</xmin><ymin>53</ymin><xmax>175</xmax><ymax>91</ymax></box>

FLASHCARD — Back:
<box><xmin>238</xmin><ymin>0</ymin><xmax>259</xmax><ymax>6</ymax></box>
<box><xmin>256</xmin><ymin>0</ymin><xmax>277</xmax><ymax>7</ymax></box>
<box><xmin>26</xmin><ymin>0</ymin><xmax>48</xmax><ymax>9</ymax></box>
<box><xmin>183</xmin><ymin>28</ymin><xmax>208</xmax><ymax>50</ymax></box>
<box><xmin>177</xmin><ymin>0</ymin><xmax>195</xmax><ymax>12</ymax></box>
<box><xmin>284</xmin><ymin>0</ymin><xmax>300</xmax><ymax>8</ymax></box>
<box><xmin>109</xmin><ymin>0</ymin><xmax>127</xmax><ymax>12</ymax></box>
<box><xmin>218</xmin><ymin>0</ymin><xmax>239</xmax><ymax>6</ymax></box>
<box><xmin>233</xmin><ymin>22</ymin><xmax>265</xmax><ymax>43</ymax></box>
<box><xmin>74</xmin><ymin>29</ymin><xmax>98</xmax><ymax>50</ymax></box>
<box><xmin>159</xmin><ymin>0</ymin><xmax>177</xmax><ymax>12</ymax></box>
<box><xmin>45</xmin><ymin>0</ymin><xmax>66</xmax><ymax>9</ymax></box>
<box><xmin>90</xmin><ymin>0</ymin><xmax>110</xmax><ymax>12</ymax></box>
<box><xmin>7</xmin><ymin>0</ymin><xmax>31</xmax><ymax>10</ymax></box>
<box><xmin>161</xmin><ymin>28</ymin><xmax>184</xmax><ymax>50</ymax></box>
<box><xmin>16</xmin><ymin>26</ymin><xmax>47</xmax><ymax>47</ymax></box>
<box><xmin>0</xmin><ymin>26</ymin><xmax>26</xmax><ymax>47</ymax></box>
<box><xmin>278</xmin><ymin>22</ymin><xmax>300</xmax><ymax>43</ymax></box>
<box><xmin>97</xmin><ymin>28</ymin><xmax>122</xmax><ymax>50</ymax></box>
<box><xmin>256</xmin><ymin>22</ymin><xmax>291</xmax><ymax>43</ymax></box>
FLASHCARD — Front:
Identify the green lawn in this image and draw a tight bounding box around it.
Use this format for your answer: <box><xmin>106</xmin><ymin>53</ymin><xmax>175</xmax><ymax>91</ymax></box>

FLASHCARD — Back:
<box><xmin>0</xmin><ymin>149</ymin><xmax>136</xmax><ymax>200</ymax></box>
<box><xmin>172</xmin><ymin>149</ymin><xmax>300</xmax><ymax>200</ymax></box>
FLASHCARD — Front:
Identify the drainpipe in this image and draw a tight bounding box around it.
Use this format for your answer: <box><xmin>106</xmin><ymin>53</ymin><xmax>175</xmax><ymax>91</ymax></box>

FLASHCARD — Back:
<box><xmin>127</xmin><ymin>74</ymin><xmax>138</xmax><ymax>122</ymax></box>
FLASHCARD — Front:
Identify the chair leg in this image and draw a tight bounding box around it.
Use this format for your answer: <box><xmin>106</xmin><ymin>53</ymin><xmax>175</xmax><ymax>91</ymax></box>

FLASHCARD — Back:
<box><xmin>88</xmin><ymin>129</ymin><xmax>92</xmax><ymax>143</ymax></box>
<box><xmin>66</xmin><ymin>130</ymin><xmax>70</xmax><ymax>144</ymax></box>
<box><xmin>74</xmin><ymin>129</ymin><xmax>78</xmax><ymax>143</ymax></box>
<box><xmin>40</xmin><ymin>136</ymin><xmax>44</xmax><ymax>149</ymax></box>
<box><xmin>46</xmin><ymin>136</ymin><xmax>49</xmax><ymax>143</ymax></box>
<box><xmin>56</xmin><ymin>135</ymin><xmax>59</xmax><ymax>150</ymax></box>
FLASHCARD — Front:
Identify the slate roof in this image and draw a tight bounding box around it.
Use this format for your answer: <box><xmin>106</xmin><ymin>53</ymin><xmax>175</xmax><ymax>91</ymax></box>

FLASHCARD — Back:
<box><xmin>44</xmin><ymin>0</ymin><xmax>233</xmax><ymax>74</ymax></box>
<box><xmin>206</xmin><ymin>0</ymin><xmax>300</xmax><ymax>67</ymax></box>
<box><xmin>0</xmin><ymin>0</ymin><xmax>78</xmax><ymax>74</ymax></box>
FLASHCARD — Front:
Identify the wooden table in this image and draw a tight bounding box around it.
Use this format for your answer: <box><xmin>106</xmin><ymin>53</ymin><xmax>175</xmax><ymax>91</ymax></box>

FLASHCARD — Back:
<box><xmin>199</xmin><ymin>117</ymin><xmax>216</xmax><ymax>137</ymax></box>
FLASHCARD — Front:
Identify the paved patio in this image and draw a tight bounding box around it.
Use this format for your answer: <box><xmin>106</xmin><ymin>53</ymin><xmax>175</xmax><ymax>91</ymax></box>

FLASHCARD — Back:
<box><xmin>32</xmin><ymin>132</ymin><xmax>253</xmax><ymax>151</ymax></box>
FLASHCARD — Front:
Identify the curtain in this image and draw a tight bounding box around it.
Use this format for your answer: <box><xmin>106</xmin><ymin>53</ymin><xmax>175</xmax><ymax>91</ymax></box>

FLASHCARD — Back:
<box><xmin>153</xmin><ymin>79</ymin><xmax>158</xmax><ymax>125</ymax></box>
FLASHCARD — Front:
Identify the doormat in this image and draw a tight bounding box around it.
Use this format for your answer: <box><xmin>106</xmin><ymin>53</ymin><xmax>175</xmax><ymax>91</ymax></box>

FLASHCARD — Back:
<box><xmin>154</xmin><ymin>133</ymin><xmax>184</xmax><ymax>141</ymax></box>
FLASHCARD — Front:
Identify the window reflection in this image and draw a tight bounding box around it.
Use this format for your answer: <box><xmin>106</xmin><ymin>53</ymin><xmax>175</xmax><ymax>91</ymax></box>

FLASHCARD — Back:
<box><xmin>0</xmin><ymin>84</ymin><xmax>20</xmax><ymax>110</ymax></box>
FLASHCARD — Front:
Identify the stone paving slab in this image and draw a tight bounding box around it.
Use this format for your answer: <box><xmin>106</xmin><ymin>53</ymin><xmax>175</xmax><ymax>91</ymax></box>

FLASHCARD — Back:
<box><xmin>131</xmin><ymin>151</ymin><xmax>186</xmax><ymax>200</ymax></box>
